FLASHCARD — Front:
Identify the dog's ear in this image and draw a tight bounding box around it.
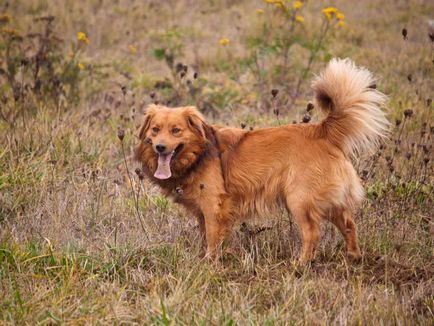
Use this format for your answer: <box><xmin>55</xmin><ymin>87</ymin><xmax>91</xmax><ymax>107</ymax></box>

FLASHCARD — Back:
<box><xmin>138</xmin><ymin>104</ymin><xmax>158</xmax><ymax>140</ymax></box>
<box><xmin>184</xmin><ymin>106</ymin><xmax>208</xmax><ymax>139</ymax></box>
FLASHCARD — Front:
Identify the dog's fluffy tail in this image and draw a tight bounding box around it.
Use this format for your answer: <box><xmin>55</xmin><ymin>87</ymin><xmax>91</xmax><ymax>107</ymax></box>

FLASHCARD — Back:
<box><xmin>312</xmin><ymin>58</ymin><xmax>389</xmax><ymax>157</ymax></box>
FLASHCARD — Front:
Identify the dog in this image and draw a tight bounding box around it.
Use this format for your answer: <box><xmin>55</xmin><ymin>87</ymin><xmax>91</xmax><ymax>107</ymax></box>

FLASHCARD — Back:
<box><xmin>135</xmin><ymin>59</ymin><xmax>389</xmax><ymax>263</ymax></box>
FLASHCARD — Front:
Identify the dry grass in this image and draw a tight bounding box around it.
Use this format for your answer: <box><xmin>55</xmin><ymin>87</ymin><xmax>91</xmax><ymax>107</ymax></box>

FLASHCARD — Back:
<box><xmin>1</xmin><ymin>0</ymin><xmax>433</xmax><ymax>324</ymax></box>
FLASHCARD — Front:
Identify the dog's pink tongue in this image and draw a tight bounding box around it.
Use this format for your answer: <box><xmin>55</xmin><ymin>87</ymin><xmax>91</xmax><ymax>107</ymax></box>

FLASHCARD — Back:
<box><xmin>154</xmin><ymin>152</ymin><xmax>173</xmax><ymax>179</ymax></box>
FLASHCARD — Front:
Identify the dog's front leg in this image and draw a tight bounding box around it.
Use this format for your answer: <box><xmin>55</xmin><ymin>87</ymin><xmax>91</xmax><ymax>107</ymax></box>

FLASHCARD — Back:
<box><xmin>201</xmin><ymin>200</ymin><xmax>232</xmax><ymax>258</ymax></box>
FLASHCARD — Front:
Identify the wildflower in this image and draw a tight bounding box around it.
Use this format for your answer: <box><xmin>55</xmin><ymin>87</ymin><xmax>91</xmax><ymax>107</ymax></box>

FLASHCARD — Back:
<box><xmin>256</xmin><ymin>9</ymin><xmax>265</xmax><ymax>14</ymax></box>
<box><xmin>0</xmin><ymin>14</ymin><xmax>12</xmax><ymax>24</ymax></box>
<box><xmin>264</xmin><ymin>0</ymin><xmax>284</xmax><ymax>8</ymax></box>
<box><xmin>219</xmin><ymin>37</ymin><xmax>230</xmax><ymax>46</ymax></box>
<box><xmin>293</xmin><ymin>1</ymin><xmax>303</xmax><ymax>9</ymax></box>
<box><xmin>295</xmin><ymin>15</ymin><xmax>305</xmax><ymax>23</ymax></box>
<box><xmin>337</xmin><ymin>21</ymin><xmax>345</xmax><ymax>28</ymax></box>
<box><xmin>322</xmin><ymin>7</ymin><xmax>338</xmax><ymax>21</ymax></box>
<box><xmin>77</xmin><ymin>31</ymin><xmax>90</xmax><ymax>45</ymax></box>
<box><xmin>78</xmin><ymin>63</ymin><xmax>85</xmax><ymax>70</ymax></box>
<box><xmin>2</xmin><ymin>27</ymin><xmax>18</xmax><ymax>35</ymax></box>
<box><xmin>336</xmin><ymin>12</ymin><xmax>345</xmax><ymax>21</ymax></box>
<box><xmin>128</xmin><ymin>44</ymin><xmax>137</xmax><ymax>54</ymax></box>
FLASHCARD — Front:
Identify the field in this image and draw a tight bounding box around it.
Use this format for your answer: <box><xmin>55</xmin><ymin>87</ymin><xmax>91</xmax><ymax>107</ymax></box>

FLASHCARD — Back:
<box><xmin>0</xmin><ymin>0</ymin><xmax>433</xmax><ymax>324</ymax></box>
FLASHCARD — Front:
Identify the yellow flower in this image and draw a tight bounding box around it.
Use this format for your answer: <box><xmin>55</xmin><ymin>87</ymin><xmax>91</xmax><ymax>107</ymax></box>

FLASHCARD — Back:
<box><xmin>1</xmin><ymin>27</ymin><xmax>18</xmax><ymax>35</ymax></box>
<box><xmin>293</xmin><ymin>1</ymin><xmax>303</xmax><ymax>9</ymax></box>
<box><xmin>322</xmin><ymin>7</ymin><xmax>338</xmax><ymax>14</ymax></box>
<box><xmin>0</xmin><ymin>14</ymin><xmax>12</xmax><ymax>24</ymax></box>
<box><xmin>219</xmin><ymin>37</ymin><xmax>230</xmax><ymax>46</ymax></box>
<box><xmin>295</xmin><ymin>15</ymin><xmax>304</xmax><ymax>23</ymax></box>
<box><xmin>256</xmin><ymin>9</ymin><xmax>265</xmax><ymax>14</ymax></box>
<box><xmin>128</xmin><ymin>44</ymin><xmax>137</xmax><ymax>54</ymax></box>
<box><xmin>322</xmin><ymin>7</ymin><xmax>338</xmax><ymax>21</ymax></box>
<box><xmin>78</xmin><ymin>63</ymin><xmax>85</xmax><ymax>70</ymax></box>
<box><xmin>264</xmin><ymin>0</ymin><xmax>284</xmax><ymax>8</ymax></box>
<box><xmin>336</xmin><ymin>12</ymin><xmax>345</xmax><ymax>21</ymax></box>
<box><xmin>77</xmin><ymin>31</ymin><xmax>90</xmax><ymax>45</ymax></box>
<box><xmin>337</xmin><ymin>21</ymin><xmax>346</xmax><ymax>28</ymax></box>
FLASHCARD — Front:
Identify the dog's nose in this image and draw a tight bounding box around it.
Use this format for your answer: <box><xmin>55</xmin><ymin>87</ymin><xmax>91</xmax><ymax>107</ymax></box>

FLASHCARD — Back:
<box><xmin>156</xmin><ymin>144</ymin><xmax>166</xmax><ymax>153</ymax></box>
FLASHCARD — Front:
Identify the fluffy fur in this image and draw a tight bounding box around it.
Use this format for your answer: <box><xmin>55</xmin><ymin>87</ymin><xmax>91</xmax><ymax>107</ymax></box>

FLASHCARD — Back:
<box><xmin>135</xmin><ymin>58</ymin><xmax>389</xmax><ymax>263</ymax></box>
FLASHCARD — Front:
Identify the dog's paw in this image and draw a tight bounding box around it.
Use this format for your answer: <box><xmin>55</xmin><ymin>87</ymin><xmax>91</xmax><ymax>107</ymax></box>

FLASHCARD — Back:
<box><xmin>347</xmin><ymin>251</ymin><xmax>362</xmax><ymax>263</ymax></box>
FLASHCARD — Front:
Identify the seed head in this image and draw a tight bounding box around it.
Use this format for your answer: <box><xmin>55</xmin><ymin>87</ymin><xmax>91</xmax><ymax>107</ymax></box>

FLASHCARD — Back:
<box><xmin>402</xmin><ymin>28</ymin><xmax>408</xmax><ymax>40</ymax></box>
<box><xmin>407</xmin><ymin>74</ymin><xmax>412</xmax><ymax>82</ymax></box>
<box><xmin>175</xmin><ymin>63</ymin><xmax>184</xmax><ymax>73</ymax></box>
<box><xmin>428</xmin><ymin>20</ymin><xmax>434</xmax><ymax>42</ymax></box>
<box><xmin>427</xmin><ymin>98</ymin><xmax>432</xmax><ymax>107</ymax></box>
<box><xmin>121</xmin><ymin>85</ymin><xmax>127</xmax><ymax>96</ymax></box>
<box><xmin>193</xmin><ymin>72</ymin><xmax>199</xmax><ymax>79</ymax></box>
<box><xmin>306</xmin><ymin>102</ymin><xmax>314</xmax><ymax>112</ymax></box>
<box><xmin>423</xmin><ymin>157</ymin><xmax>429</xmax><ymax>165</ymax></box>
<box><xmin>302</xmin><ymin>114</ymin><xmax>311</xmax><ymax>123</ymax></box>
<box><xmin>271</xmin><ymin>89</ymin><xmax>279</xmax><ymax>98</ymax></box>
<box><xmin>117</xmin><ymin>128</ymin><xmax>125</xmax><ymax>141</ymax></box>
<box><xmin>403</xmin><ymin>109</ymin><xmax>413</xmax><ymax>118</ymax></box>
<box><xmin>395</xmin><ymin>119</ymin><xmax>401</xmax><ymax>127</ymax></box>
<box><xmin>240</xmin><ymin>122</ymin><xmax>246</xmax><ymax>129</ymax></box>
<box><xmin>135</xmin><ymin>168</ymin><xmax>144</xmax><ymax>180</ymax></box>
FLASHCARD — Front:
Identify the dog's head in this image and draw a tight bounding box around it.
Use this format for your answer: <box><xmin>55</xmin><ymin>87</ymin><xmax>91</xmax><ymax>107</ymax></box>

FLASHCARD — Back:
<box><xmin>136</xmin><ymin>105</ymin><xmax>213</xmax><ymax>180</ymax></box>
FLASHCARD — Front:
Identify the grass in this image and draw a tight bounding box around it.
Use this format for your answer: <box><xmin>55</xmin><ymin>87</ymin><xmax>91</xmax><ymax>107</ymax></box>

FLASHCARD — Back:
<box><xmin>1</xmin><ymin>0</ymin><xmax>433</xmax><ymax>324</ymax></box>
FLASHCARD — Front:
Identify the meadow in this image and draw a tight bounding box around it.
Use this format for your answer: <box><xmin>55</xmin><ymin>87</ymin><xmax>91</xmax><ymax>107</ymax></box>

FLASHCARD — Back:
<box><xmin>0</xmin><ymin>0</ymin><xmax>433</xmax><ymax>324</ymax></box>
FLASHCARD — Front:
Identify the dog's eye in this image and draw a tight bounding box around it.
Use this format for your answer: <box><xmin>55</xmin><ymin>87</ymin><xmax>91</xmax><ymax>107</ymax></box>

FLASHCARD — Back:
<box><xmin>172</xmin><ymin>127</ymin><xmax>181</xmax><ymax>134</ymax></box>
<box><xmin>152</xmin><ymin>127</ymin><xmax>160</xmax><ymax>133</ymax></box>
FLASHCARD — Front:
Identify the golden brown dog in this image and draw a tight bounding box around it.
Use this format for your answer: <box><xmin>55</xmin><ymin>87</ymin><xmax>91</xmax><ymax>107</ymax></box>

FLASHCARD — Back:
<box><xmin>135</xmin><ymin>59</ymin><xmax>389</xmax><ymax>263</ymax></box>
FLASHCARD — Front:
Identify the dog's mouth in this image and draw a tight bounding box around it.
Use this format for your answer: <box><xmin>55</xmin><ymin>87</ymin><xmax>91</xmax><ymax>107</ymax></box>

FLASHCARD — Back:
<box><xmin>154</xmin><ymin>144</ymin><xmax>184</xmax><ymax>180</ymax></box>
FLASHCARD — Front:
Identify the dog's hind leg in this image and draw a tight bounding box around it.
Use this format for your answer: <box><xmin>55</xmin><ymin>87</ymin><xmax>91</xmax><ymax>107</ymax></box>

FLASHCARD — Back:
<box><xmin>287</xmin><ymin>201</ymin><xmax>321</xmax><ymax>264</ymax></box>
<box><xmin>329</xmin><ymin>208</ymin><xmax>362</xmax><ymax>261</ymax></box>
